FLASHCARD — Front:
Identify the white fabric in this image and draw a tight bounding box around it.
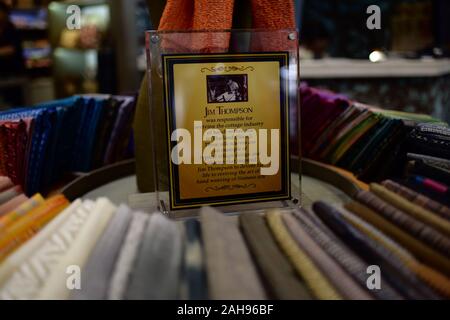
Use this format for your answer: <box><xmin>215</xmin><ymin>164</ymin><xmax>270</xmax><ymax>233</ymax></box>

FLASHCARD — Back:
<box><xmin>36</xmin><ymin>198</ymin><xmax>116</xmax><ymax>300</ymax></box>
<box><xmin>107</xmin><ymin>211</ymin><xmax>149</xmax><ymax>300</ymax></box>
<box><xmin>0</xmin><ymin>200</ymin><xmax>94</xmax><ymax>299</ymax></box>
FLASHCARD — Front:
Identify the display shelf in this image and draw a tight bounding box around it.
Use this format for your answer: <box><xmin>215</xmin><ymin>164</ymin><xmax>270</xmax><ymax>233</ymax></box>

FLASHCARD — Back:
<box><xmin>301</xmin><ymin>57</ymin><xmax>450</xmax><ymax>79</ymax></box>
<box><xmin>58</xmin><ymin>158</ymin><xmax>359</xmax><ymax>219</ymax></box>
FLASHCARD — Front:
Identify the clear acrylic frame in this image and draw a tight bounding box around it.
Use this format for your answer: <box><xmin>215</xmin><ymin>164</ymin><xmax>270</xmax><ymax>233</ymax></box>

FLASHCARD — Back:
<box><xmin>145</xmin><ymin>29</ymin><xmax>301</xmax><ymax>218</ymax></box>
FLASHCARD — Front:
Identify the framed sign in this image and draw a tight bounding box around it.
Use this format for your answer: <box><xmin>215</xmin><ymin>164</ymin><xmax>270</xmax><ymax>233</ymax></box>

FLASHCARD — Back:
<box><xmin>146</xmin><ymin>30</ymin><xmax>300</xmax><ymax>215</ymax></box>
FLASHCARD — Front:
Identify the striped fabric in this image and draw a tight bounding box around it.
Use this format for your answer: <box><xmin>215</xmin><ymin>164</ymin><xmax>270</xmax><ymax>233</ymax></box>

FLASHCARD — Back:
<box><xmin>266</xmin><ymin>210</ymin><xmax>342</xmax><ymax>300</ymax></box>
<box><xmin>313</xmin><ymin>202</ymin><xmax>439</xmax><ymax>300</ymax></box>
<box><xmin>345</xmin><ymin>201</ymin><xmax>450</xmax><ymax>277</ymax></box>
<box><xmin>340</xmin><ymin>204</ymin><xmax>450</xmax><ymax>298</ymax></box>
<box><xmin>283</xmin><ymin>213</ymin><xmax>373</xmax><ymax>300</ymax></box>
<box><xmin>292</xmin><ymin>209</ymin><xmax>402</xmax><ymax>300</ymax></box>
<box><xmin>355</xmin><ymin>191</ymin><xmax>450</xmax><ymax>259</ymax></box>
<box><xmin>240</xmin><ymin>213</ymin><xmax>312</xmax><ymax>300</ymax></box>
<box><xmin>382</xmin><ymin>180</ymin><xmax>450</xmax><ymax>221</ymax></box>
<box><xmin>370</xmin><ymin>183</ymin><xmax>450</xmax><ymax>237</ymax></box>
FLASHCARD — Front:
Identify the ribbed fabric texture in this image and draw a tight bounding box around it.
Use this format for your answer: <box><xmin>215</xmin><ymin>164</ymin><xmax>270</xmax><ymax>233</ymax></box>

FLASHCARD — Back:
<box><xmin>201</xmin><ymin>207</ymin><xmax>266</xmax><ymax>300</ymax></box>
<box><xmin>346</xmin><ymin>201</ymin><xmax>450</xmax><ymax>277</ymax></box>
<box><xmin>36</xmin><ymin>198</ymin><xmax>116</xmax><ymax>300</ymax></box>
<box><xmin>266</xmin><ymin>210</ymin><xmax>342</xmax><ymax>300</ymax></box>
<box><xmin>282</xmin><ymin>213</ymin><xmax>373</xmax><ymax>300</ymax></box>
<box><xmin>313</xmin><ymin>202</ymin><xmax>438</xmax><ymax>300</ymax></box>
<box><xmin>355</xmin><ymin>191</ymin><xmax>450</xmax><ymax>259</ymax></box>
<box><xmin>0</xmin><ymin>195</ymin><xmax>69</xmax><ymax>262</ymax></box>
<box><xmin>240</xmin><ymin>213</ymin><xmax>312</xmax><ymax>300</ymax></box>
<box><xmin>0</xmin><ymin>199</ymin><xmax>84</xmax><ymax>289</ymax></box>
<box><xmin>293</xmin><ymin>209</ymin><xmax>400</xmax><ymax>300</ymax></box>
<box><xmin>71</xmin><ymin>205</ymin><xmax>133</xmax><ymax>300</ymax></box>
<box><xmin>382</xmin><ymin>180</ymin><xmax>450</xmax><ymax>221</ymax></box>
<box><xmin>125</xmin><ymin>213</ymin><xmax>183</xmax><ymax>300</ymax></box>
<box><xmin>0</xmin><ymin>200</ymin><xmax>92</xmax><ymax>299</ymax></box>
<box><xmin>107</xmin><ymin>211</ymin><xmax>149</xmax><ymax>300</ymax></box>
<box><xmin>340</xmin><ymin>204</ymin><xmax>450</xmax><ymax>298</ymax></box>
<box><xmin>371</xmin><ymin>183</ymin><xmax>450</xmax><ymax>237</ymax></box>
<box><xmin>158</xmin><ymin>0</ymin><xmax>295</xmax><ymax>52</ymax></box>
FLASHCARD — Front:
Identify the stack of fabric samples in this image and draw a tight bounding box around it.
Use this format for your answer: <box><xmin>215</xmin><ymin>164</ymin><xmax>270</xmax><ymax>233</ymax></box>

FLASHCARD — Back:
<box><xmin>0</xmin><ymin>190</ymin><xmax>449</xmax><ymax>300</ymax></box>
<box><xmin>402</xmin><ymin>123</ymin><xmax>450</xmax><ymax>205</ymax></box>
<box><xmin>0</xmin><ymin>177</ymin><xmax>29</xmax><ymax>218</ymax></box>
<box><xmin>0</xmin><ymin>95</ymin><xmax>136</xmax><ymax>196</ymax></box>
<box><xmin>299</xmin><ymin>84</ymin><xmax>447</xmax><ymax>183</ymax></box>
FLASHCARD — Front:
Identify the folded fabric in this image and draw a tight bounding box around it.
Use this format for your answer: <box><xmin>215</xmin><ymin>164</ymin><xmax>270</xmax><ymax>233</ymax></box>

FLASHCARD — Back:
<box><xmin>0</xmin><ymin>177</ymin><xmax>13</xmax><ymax>192</ymax></box>
<box><xmin>313</xmin><ymin>202</ymin><xmax>438</xmax><ymax>300</ymax></box>
<box><xmin>381</xmin><ymin>180</ymin><xmax>450</xmax><ymax>221</ymax></box>
<box><xmin>103</xmin><ymin>97</ymin><xmax>136</xmax><ymax>165</ymax></box>
<box><xmin>0</xmin><ymin>194</ymin><xmax>28</xmax><ymax>217</ymax></box>
<box><xmin>409</xmin><ymin>160</ymin><xmax>450</xmax><ymax>187</ymax></box>
<box><xmin>407</xmin><ymin>123</ymin><xmax>450</xmax><ymax>160</ymax></box>
<box><xmin>266</xmin><ymin>210</ymin><xmax>342</xmax><ymax>300</ymax></box>
<box><xmin>179</xmin><ymin>219</ymin><xmax>208</xmax><ymax>300</ymax></box>
<box><xmin>407</xmin><ymin>153</ymin><xmax>450</xmax><ymax>171</ymax></box>
<box><xmin>91</xmin><ymin>98</ymin><xmax>120</xmax><ymax>169</ymax></box>
<box><xmin>357</xmin><ymin>120</ymin><xmax>408</xmax><ymax>182</ymax></box>
<box><xmin>354</xmin><ymin>191</ymin><xmax>450</xmax><ymax>259</ymax></box>
<box><xmin>329</xmin><ymin>114</ymin><xmax>380</xmax><ymax>165</ymax></box>
<box><xmin>407</xmin><ymin>176</ymin><xmax>450</xmax><ymax>207</ymax></box>
<box><xmin>124</xmin><ymin>213</ymin><xmax>183</xmax><ymax>300</ymax></box>
<box><xmin>345</xmin><ymin>201</ymin><xmax>450</xmax><ymax>277</ymax></box>
<box><xmin>0</xmin><ymin>200</ymin><xmax>93</xmax><ymax>299</ymax></box>
<box><xmin>36</xmin><ymin>198</ymin><xmax>116</xmax><ymax>300</ymax></box>
<box><xmin>0</xmin><ymin>95</ymin><xmax>136</xmax><ymax>195</ymax></box>
<box><xmin>108</xmin><ymin>211</ymin><xmax>149</xmax><ymax>300</ymax></box>
<box><xmin>199</xmin><ymin>207</ymin><xmax>266</xmax><ymax>300</ymax></box>
<box><xmin>0</xmin><ymin>186</ymin><xmax>22</xmax><ymax>205</ymax></box>
<box><xmin>71</xmin><ymin>204</ymin><xmax>133</xmax><ymax>300</ymax></box>
<box><xmin>0</xmin><ymin>194</ymin><xmax>45</xmax><ymax>231</ymax></box>
<box><xmin>411</xmin><ymin>175</ymin><xmax>449</xmax><ymax>195</ymax></box>
<box><xmin>0</xmin><ymin>195</ymin><xmax>69</xmax><ymax>262</ymax></box>
<box><xmin>240</xmin><ymin>213</ymin><xmax>312</xmax><ymax>300</ymax></box>
<box><xmin>309</xmin><ymin>106</ymin><xmax>359</xmax><ymax>158</ymax></box>
<box><xmin>293</xmin><ymin>208</ymin><xmax>399</xmax><ymax>300</ymax></box>
<box><xmin>282</xmin><ymin>213</ymin><xmax>373</xmax><ymax>300</ymax></box>
<box><xmin>370</xmin><ymin>183</ymin><xmax>450</xmax><ymax>237</ymax></box>
<box><xmin>339</xmin><ymin>203</ymin><xmax>450</xmax><ymax>299</ymax></box>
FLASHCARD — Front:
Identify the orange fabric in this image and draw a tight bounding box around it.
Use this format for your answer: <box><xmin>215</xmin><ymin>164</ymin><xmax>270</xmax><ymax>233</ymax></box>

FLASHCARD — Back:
<box><xmin>157</xmin><ymin>0</ymin><xmax>295</xmax><ymax>52</ymax></box>
<box><xmin>0</xmin><ymin>193</ymin><xmax>45</xmax><ymax>231</ymax></box>
<box><xmin>159</xmin><ymin>0</ymin><xmax>294</xmax><ymax>31</ymax></box>
<box><xmin>0</xmin><ymin>195</ymin><xmax>69</xmax><ymax>262</ymax></box>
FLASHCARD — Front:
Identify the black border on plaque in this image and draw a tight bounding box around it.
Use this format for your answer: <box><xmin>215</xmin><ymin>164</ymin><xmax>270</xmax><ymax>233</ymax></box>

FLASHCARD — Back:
<box><xmin>162</xmin><ymin>52</ymin><xmax>290</xmax><ymax>210</ymax></box>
